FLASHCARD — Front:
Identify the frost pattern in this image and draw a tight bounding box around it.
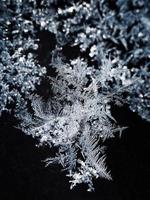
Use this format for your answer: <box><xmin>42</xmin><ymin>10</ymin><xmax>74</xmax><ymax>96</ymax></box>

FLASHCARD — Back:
<box><xmin>0</xmin><ymin>0</ymin><xmax>149</xmax><ymax>192</ymax></box>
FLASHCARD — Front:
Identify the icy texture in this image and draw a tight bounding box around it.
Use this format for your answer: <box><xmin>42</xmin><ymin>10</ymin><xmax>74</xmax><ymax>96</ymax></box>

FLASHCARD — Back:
<box><xmin>128</xmin><ymin>67</ymin><xmax>150</xmax><ymax>122</ymax></box>
<box><xmin>29</xmin><ymin>0</ymin><xmax>150</xmax><ymax>121</ymax></box>
<box><xmin>0</xmin><ymin>0</ymin><xmax>46</xmax><ymax>114</ymax></box>
<box><xmin>0</xmin><ymin>0</ymin><xmax>149</xmax><ymax>120</ymax></box>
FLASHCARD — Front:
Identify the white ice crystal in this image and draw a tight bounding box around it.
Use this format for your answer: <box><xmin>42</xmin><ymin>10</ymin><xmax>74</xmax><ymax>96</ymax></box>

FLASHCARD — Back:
<box><xmin>19</xmin><ymin>57</ymin><xmax>132</xmax><ymax>191</ymax></box>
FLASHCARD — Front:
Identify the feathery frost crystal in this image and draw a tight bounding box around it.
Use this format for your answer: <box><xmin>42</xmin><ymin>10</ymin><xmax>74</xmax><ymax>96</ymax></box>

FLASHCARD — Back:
<box><xmin>19</xmin><ymin>57</ymin><xmax>131</xmax><ymax>191</ymax></box>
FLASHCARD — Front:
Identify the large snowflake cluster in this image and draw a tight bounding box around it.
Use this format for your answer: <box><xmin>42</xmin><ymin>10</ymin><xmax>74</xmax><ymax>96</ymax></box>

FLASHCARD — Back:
<box><xmin>0</xmin><ymin>0</ymin><xmax>149</xmax><ymax>191</ymax></box>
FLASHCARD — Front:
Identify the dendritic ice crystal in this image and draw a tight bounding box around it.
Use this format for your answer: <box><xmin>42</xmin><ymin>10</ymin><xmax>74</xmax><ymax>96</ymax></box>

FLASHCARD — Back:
<box><xmin>19</xmin><ymin>57</ymin><xmax>133</xmax><ymax>191</ymax></box>
<box><xmin>0</xmin><ymin>0</ymin><xmax>150</xmax><ymax>192</ymax></box>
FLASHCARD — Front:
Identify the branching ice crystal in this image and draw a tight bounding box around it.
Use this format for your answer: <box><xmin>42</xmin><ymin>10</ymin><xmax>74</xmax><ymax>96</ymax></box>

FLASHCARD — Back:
<box><xmin>18</xmin><ymin>57</ymin><xmax>132</xmax><ymax>191</ymax></box>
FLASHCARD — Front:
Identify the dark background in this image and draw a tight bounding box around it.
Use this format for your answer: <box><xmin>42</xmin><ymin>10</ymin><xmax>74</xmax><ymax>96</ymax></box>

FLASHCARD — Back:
<box><xmin>0</xmin><ymin>103</ymin><xmax>150</xmax><ymax>200</ymax></box>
